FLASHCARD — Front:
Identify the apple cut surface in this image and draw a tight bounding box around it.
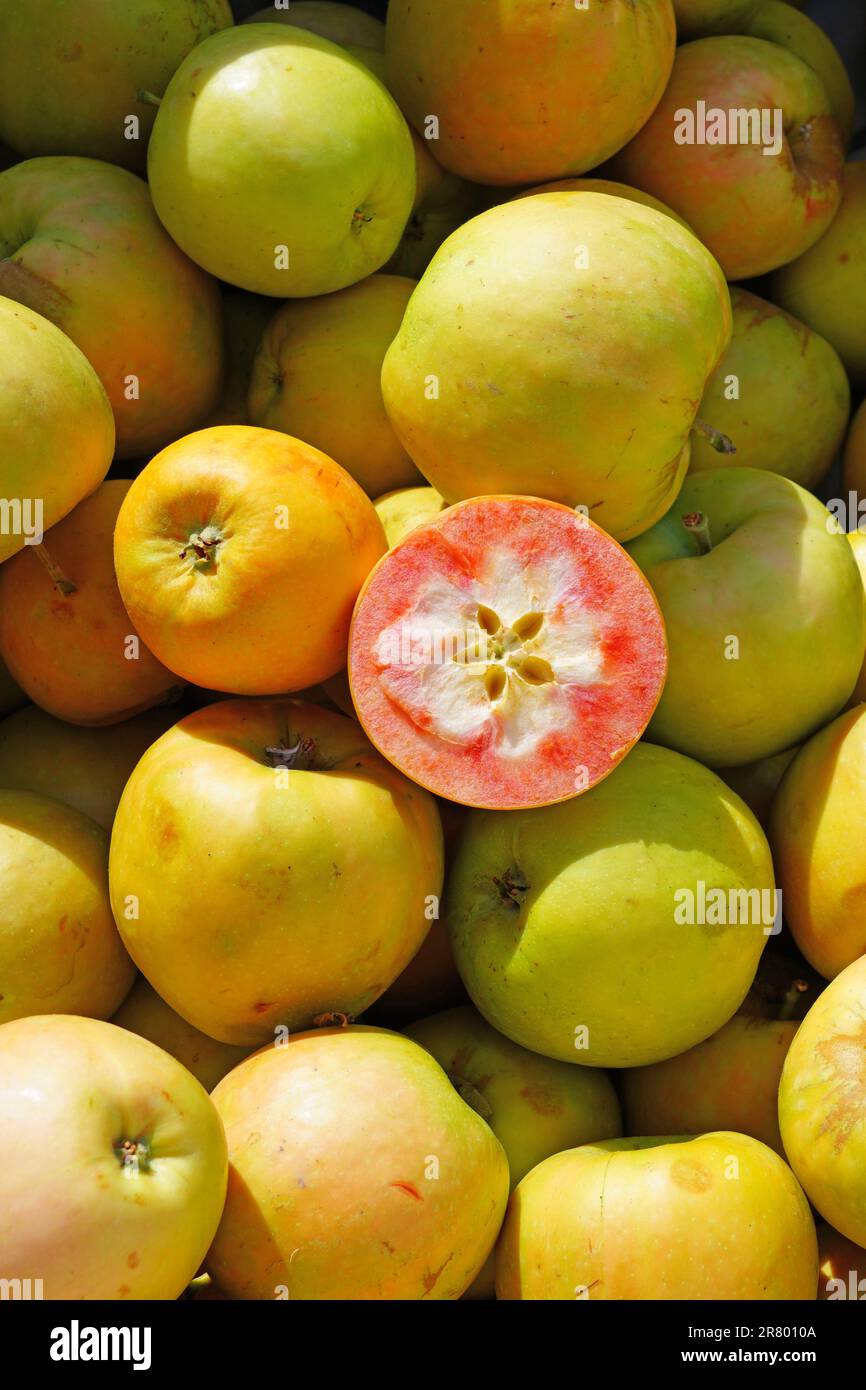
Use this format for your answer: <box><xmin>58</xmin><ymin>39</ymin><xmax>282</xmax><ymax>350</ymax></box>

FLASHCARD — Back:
<box><xmin>348</xmin><ymin>497</ymin><xmax>668</xmax><ymax>809</ymax></box>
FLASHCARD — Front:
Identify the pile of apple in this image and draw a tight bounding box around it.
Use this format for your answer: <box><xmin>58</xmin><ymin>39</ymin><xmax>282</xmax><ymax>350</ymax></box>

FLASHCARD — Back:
<box><xmin>1</xmin><ymin>0</ymin><xmax>866</xmax><ymax>1303</ymax></box>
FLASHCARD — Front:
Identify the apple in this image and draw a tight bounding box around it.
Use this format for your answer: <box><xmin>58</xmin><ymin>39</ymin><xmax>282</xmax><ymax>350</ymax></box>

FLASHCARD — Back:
<box><xmin>113</xmin><ymin>425</ymin><xmax>386</xmax><ymax>696</ymax></box>
<box><xmin>496</xmin><ymin>1132</ymin><xmax>817</xmax><ymax>1299</ymax></box>
<box><xmin>408</xmin><ymin>1003</ymin><xmax>622</xmax><ymax>1299</ymax></box>
<box><xmin>446</xmin><ymin>741</ymin><xmax>774</xmax><ymax>1067</ymax></box>
<box><xmin>779</xmin><ymin>953</ymin><xmax>866</xmax><ymax>1247</ymax></box>
<box><xmin>0</xmin><ymin>0</ymin><xmax>232</xmax><ymax>171</ymax></box>
<box><xmin>385</xmin><ymin>0</ymin><xmax>675</xmax><ymax>185</ymax></box>
<box><xmin>717</xmin><ymin>746</ymin><xmax>799</xmax><ymax>828</ymax></box>
<box><xmin>381</xmin><ymin>192</ymin><xmax>731</xmax><ymax>541</ymax></box>
<box><xmin>147</xmin><ymin>25</ymin><xmax>416</xmax><ymax>297</ymax></box>
<box><xmin>0</xmin><ymin>789</ymin><xmax>135</xmax><ymax>1025</ymax></box>
<box><xmin>0</xmin><ymin>481</ymin><xmax>183</xmax><ymax>725</ymax></box>
<box><xmin>626</xmin><ymin>468</ymin><xmax>865</xmax><ymax>767</ymax></box>
<box><xmin>0</xmin><ymin>295</ymin><xmax>114</xmax><ymax>565</ymax></box>
<box><xmin>386</xmin><ymin>176</ymin><xmax>486</xmax><ymax>281</ymax></box>
<box><xmin>817</xmin><ymin>1223</ymin><xmax>866</xmax><ymax>1300</ymax></box>
<box><xmin>739</xmin><ymin>3</ymin><xmax>854</xmax><ymax>146</ymax></box>
<box><xmin>689</xmin><ymin>288</ymin><xmax>849</xmax><ymax>490</ymax></box>
<box><xmin>0</xmin><ymin>1014</ymin><xmax>227</xmax><ymax>1298</ymax></box>
<box><xmin>0</xmin><ymin>706</ymin><xmax>176</xmax><ymax>830</ymax></box>
<box><xmin>109</xmin><ymin>699</ymin><xmax>444</xmax><ymax>1045</ymax></box>
<box><xmin>207</xmin><ymin>1025</ymin><xmax>509</xmax><ymax>1299</ymax></box>
<box><xmin>843</xmin><ymin>398</ymin><xmax>866</xmax><ymax>498</ymax></box>
<box><xmin>769</xmin><ymin>704</ymin><xmax>866</xmax><ymax>978</ymax></box>
<box><xmin>511</xmin><ymin>176</ymin><xmax>692</xmax><ymax>230</ymax></box>
<box><xmin>844</xmin><ymin>528</ymin><xmax>866</xmax><ymax>704</ymax></box>
<box><xmin>622</xmin><ymin>1015</ymin><xmax>798</xmax><ymax>1155</ymax></box>
<box><xmin>248</xmin><ymin>274</ymin><xmax>423</xmax><ymax>497</ymax></box>
<box><xmin>772</xmin><ymin>163</ymin><xmax>866</xmax><ymax>388</ymax></box>
<box><xmin>348</xmin><ymin>496</ymin><xmax>668</xmax><ymax>810</ymax></box>
<box><xmin>373</xmin><ymin>486</ymin><xmax>446</xmax><ymax>548</ymax></box>
<box><xmin>205</xmin><ymin>288</ymin><xmax>272</xmax><ymax>428</ymax></box>
<box><xmin>611</xmin><ymin>37</ymin><xmax>844</xmax><ymax>280</ymax></box>
<box><xmin>112</xmin><ymin>977</ymin><xmax>252</xmax><ymax>1092</ymax></box>
<box><xmin>0</xmin><ymin>156</ymin><xmax>224</xmax><ymax>458</ymax></box>
<box><xmin>242</xmin><ymin>2</ymin><xmax>386</xmax><ymax>49</ymax></box>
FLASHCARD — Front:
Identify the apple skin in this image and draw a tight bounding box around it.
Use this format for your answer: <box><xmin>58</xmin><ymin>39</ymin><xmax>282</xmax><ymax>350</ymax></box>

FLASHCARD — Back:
<box><xmin>0</xmin><ymin>1014</ymin><xmax>227</xmax><ymax>1299</ymax></box>
<box><xmin>689</xmin><ymin>288</ymin><xmax>849</xmax><ymax>490</ymax></box>
<box><xmin>373</xmin><ymin>485</ymin><xmax>447</xmax><ymax>548</ymax></box>
<box><xmin>242</xmin><ymin>2</ymin><xmax>386</xmax><ymax>49</ymax></box>
<box><xmin>381</xmin><ymin>191</ymin><xmax>731</xmax><ymax>542</ymax></box>
<box><xmin>385</xmin><ymin>0</ymin><xmax>676</xmax><ymax>186</ymax></box>
<box><xmin>740</xmin><ymin>2</ymin><xmax>855</xmax><ymax>147</ymax></box>
<box><xmin>844</xmin><ymin>528</ymin><xmax>866</xmax><ymax>704</ymax></box>
<box><xmin>0</xmin><ymin>789</ymin><xmax>135</xmax><ymax>1026</ymax></box>
<box><xmin>511</xmin><ymin>176</ymin><xmax>692</xmax><ymax>230</ymax></box>
<box><xmin>779</xmin><ymin>954</ymin><xmax>866</xmax><ymax>1247</ymax></box>
<box><xmin>0</xmin><ymin>705</ymin><xmax>177</xmax><ymax>831</ymax></box>
<box><xmin>611</xmin><ymin>36</ymin><xmax>844</xmax><ymax>280</ymax></box>
<box><xmin>446</xmin><ymin>742</ymin><xmax>774</xmax><ymax>1069</ymax></box>
<box><xmin>147</xmin><ymin>25</ymin><xmax>416</xmax><ymax>297</ymax></box>
<box><xmin>496</xmin><ymin>1132</ymin><xmax>817</xmax><ymax>1300</ymax></box>
<box><xmin>112</xmin><ymin>977</ymin><xmax>252</xmax><ymax>1093</ymax></box>
<box><xmin>0</xmin><ymin>655</ymin><xmax>25</xmax><ymax>718</ymax></box>
<box><xmin>0</xmin><ymin>157</ymin><xmax>224</xmax><ymax>459</ymax></box>
<box><xmin>769</xmin><ymin>704</ymin><xmax>866</xmax><ymax>978</ymax></box>
<box><xmin>248</xmin><ymin>274</ymin><xmax>423</xmax><ymax>497</ymax></box>
<box><xmin>0</xmin><ymin>0</ymin><xmax>232</xmax><ymax>172</ymax></box>
<box><xmin>817</xmin><ymin>1222</ymin><xmax>866</xmax><ymax>1300</ymax></box>
<box><xmin>408</xmin><ymin>1004</ymin><xmax>621</xmax><ymax>1299</ymax></box>
<box><xmin>627</xmin><ymin>468</ymin><xmax>866</xmax><ymax>767</ymax></box>
<box><xmin>717</xmin><ymin>745</ymin><xmax>799</xmax><ymax>829</ymax></box>
<box><xmin>0</xmin><ymin>480</ymin><xmax>183</xmax><ymax>726</ymax></box>
<box><xmin>843</xmin><ymin>398</ymin><xmax>866</xmax><ymax>499</ymax></box>
<box><xmin>0</xmin><ymin>296</ymin><xmax>115</xmax><ymax>565</ymax></box>
<box><xmin>771</xmin><ymin>164</ymin><xmax>866</xmax><ymax>388</ymax></box>
<box><xmin>622</xmin><ymin>1015</ymin><xmax>797</xmax><ymax>1155</ymax></box>
<box><xmin>205</xmin><ymin>288</ymin><xmax>273</xmax><ymax>428</ymax></box>
<box><xmin>207</xmin><ymin>1025</ymin><xmax>509</xmax><ymax>1300</ymax></box>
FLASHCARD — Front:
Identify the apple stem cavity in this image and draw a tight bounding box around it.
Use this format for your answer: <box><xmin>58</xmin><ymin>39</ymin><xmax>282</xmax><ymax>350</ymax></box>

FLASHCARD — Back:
<box><xmin>492</xmin><ymin>867</ymin><xmax>530</xmax><ymax>910</ymax></box>
<box><xmin>312</xmin><ymin>1011</ymin><xmax>351</xmax><ymax>1029</ymax></box>
<box><xmin>448</xmin><ymin>1073</ymin><xmax>494</xmax><ymax>1121</ymax></box>
<box><xmin>33</xmin><ymin>543</ymin><xmax>77</xmax><ymax>595</ymax></box>
<box><xmin>114</xmin><ymin>1136</ymin><xmax>152</xmax><ymax>1176</ymax></box>
<box><xmin>692</xmin><ymin>418</ymin><xmax>736</xmax><ymax>455</ymax></box>
<box><xmin>681</xmin><ymin>511</ymin><xmax>712</xmax><ymax>554</ymax></box>
<box><xmin>265</xmin><ymin>736</ymin><xmax>319</xmax><ymax>772</ymax></box>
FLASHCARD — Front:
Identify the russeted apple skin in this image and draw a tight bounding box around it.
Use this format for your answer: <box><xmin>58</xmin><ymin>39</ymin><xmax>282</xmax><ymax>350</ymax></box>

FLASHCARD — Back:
<box><xmin>147</xmin><ymin>25</ymin><xmax>416</xmax><ymax>297</ymax></box>
<box><xmin>446</xmin><ymin>742</ymin><xmax>774</xmax><ymax>1068</ymax></box>
<box><xmin>622</xmin><ymin>1015</ymin><xmax>797</xmax><ymax>1155</ymax></box>
<box><xmin>769</xmin><ymin>705</ymin><xmax>866</xmax><ymax>978</ymax></box>
<box><xmin>381</xmin><ymin>192</ymin><xmax>731</xmax><ymax>542</ymax></box>
<box><xmin>495</xmin><ymin>1133</ymin><xmax>817</xmax><ymax>1300</ymax></box>
<box><xmin>611</xmin><ymin>36</ymin><xmax>844</xmax><ymax>280</ymax></box>
<box><xmin>207</xmin><ymin>1026</ymin><xmax>509</xmax><ymax>1300</ymax></box>
<box><xmin>628</xmin><ymin>467</ymin><xmax>866</xmax><ymax>768</ymax></box>
<box><xmin>0</xmin><ymin>295</ymin><xmax>114</xmax><ymax>565</ymax></box>
<box><xmin>772</xmin><ymin>163</ymin><xmax>866</xmax><ymax>388</ymax></box>
<box><xmin>689</xmin><ymin>288</ymin><xmax>849</xmax><ymax>490</ymax></box>
<box><xmin>0</xmin><ymin>1015</ymin><xmax>228</xmax><ymax>1299</ymax></box>
<box><xmin>778</xmin><ymin>955</ymin><xmax>866</xmax><ymax>1248</ymax></box>
<box><xmin>385</xmin><ymin>0</ymin><xmax>676</xmax><ymax>185</ymax></box>
<box><xmin>109</xmin><ymin>699</ymin><xmax>444</xmax><ymax>1046</ymax></box>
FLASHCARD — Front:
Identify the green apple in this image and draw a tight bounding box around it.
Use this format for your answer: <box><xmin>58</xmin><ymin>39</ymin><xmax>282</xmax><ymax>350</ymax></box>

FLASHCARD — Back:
<box><xmin>689</xmin><ymin>288</ymin><xmax>849</xmax><ymax>490</ymax></box>
<box><xmin>0</xmin><ymin>0</ymin><xmax>232</xmax><ymax>172</ymax></box>
<box><xmin>496</xmin><ymin>1132</ymin><xmax>817</xmax><ymax>1300</ymax></box>
<box><xmin>717</xmin><ymin>745</ymin><xmax>799</xmax><ymax>829</ymax></box>
<box><xmin>779</xmin><ymin>954</ymin><xmax>866</xmax><ymax>1247</ymax></box>
<box><xmin>147</xmin><ymin>25</ymin><xmax>416</xmax><ymax>296</ymax></box>
<box><xmin>0</xmin><ymin>295</ymin><xmax>115</xmax><ymax>564</ymax></box>
<box><xmin>0</xmin><ymin>1014</ymin><xmax>227</xmax><ymax>1298</ymax></box>
<box><xmin>373</xmin><ymin>485</ymin><xmax>447</xmax><ymax>548</ymax></box>
<box><xmin>627</xmin><ymin>468</ymin><xmax>865</xmax><ymax>766</ymax></box>
<box><xmin>446</xmin><ymin>742</ymin><xmax>774</xmax><ymax>1068</ymax></box>
<box><xmin>242</xmin><ymin>2</ymin><xmax>386</xmax><ymax>49</ymax></box>
<box><xmin>112</xmin><ymin>977</ymin><xmax>252</xmax><ymax>1092</ymax></box>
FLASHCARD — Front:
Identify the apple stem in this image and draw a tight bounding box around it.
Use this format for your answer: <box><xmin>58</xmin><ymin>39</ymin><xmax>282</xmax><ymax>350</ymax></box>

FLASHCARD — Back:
<box><xmin>136</xmin><ymin>89</ymin><xmax>163</xmax><ymax>107</ymax></box>
<box><xmin>33</xmin><ymin>544</ymin><xmax>76</xmax><ymax>596</ymax></box>
<box><xmin>692</xmin><ymin>418</ymin><xmax>736</xmax><ymax>455</ymax></box>
<box><xmin>681</xmin><ymin>511</ymin><xmax>712</xmax><ymax>554</ymax></box>
<box><xmin>778</xmin><ymin>979</ymin><xmax>808</xmax><ymax>1022</ymax></box>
